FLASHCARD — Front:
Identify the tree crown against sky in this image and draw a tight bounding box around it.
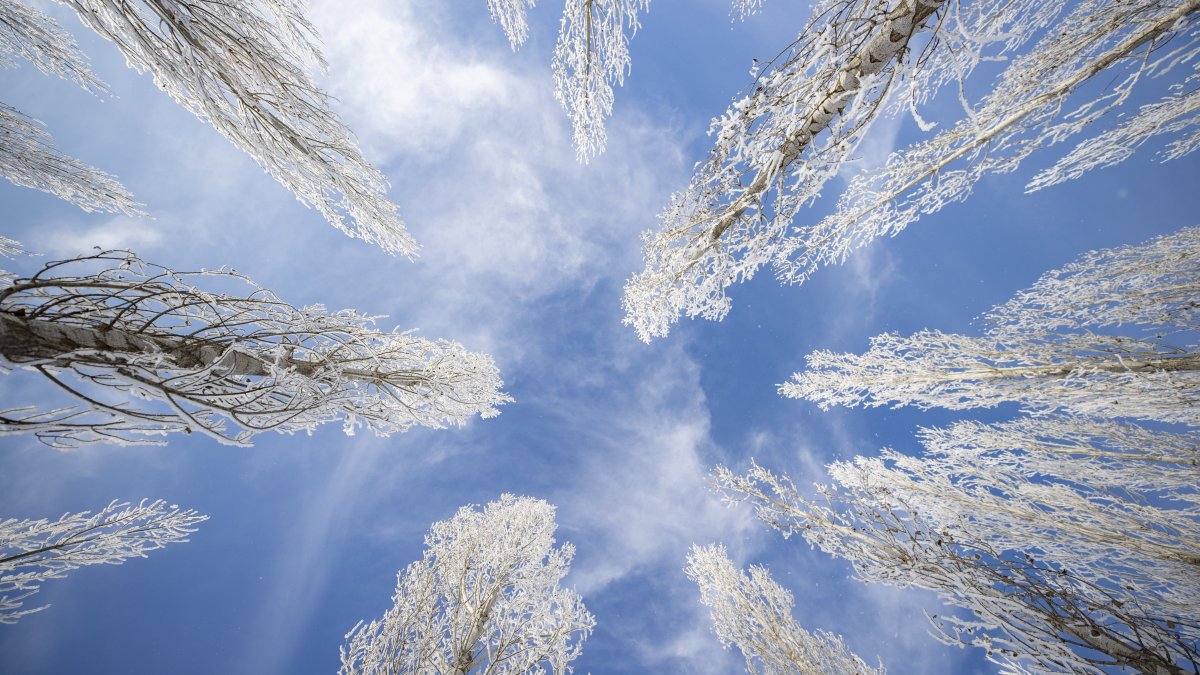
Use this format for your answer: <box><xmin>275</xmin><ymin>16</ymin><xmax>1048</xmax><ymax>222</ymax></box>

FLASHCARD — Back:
<box><xmin>1</xmin><ymin>499</ymin><xmax>205</xmax><ymax>624</ymax></box>
<box><xmin>686</xmin><ymin>543</ymin><xmax>883</xmax><ymax>675</ymax></box>
<box><xmin>720</xmin><ymin>226</ymin><xmax>1200</xmax><ymax>672</ymax></box>
<box><xmin>716</xmin><ymin>430</ymin><xmax>1200</xmax><ymax>674</ymax></box>
<box><xmin>340</xmin><ymin>494</ymin><xmax>594</xmax><ymax>675</ymax></box>
<box><xmin>0</xmin><ymin>249</ymin><xmax>510</xmax><ymax>447</ymax></box>
<box><xmin>785</xmin><ymin>226</ymin><xmax>1200</xmax><ymax>425</ymax></box>
<box><xmin>622</xmin><ymin>0</ymin><xmax>1200</xmax><ymax>341</ymax></box>
<box><xmin>482</xmin><ymin>0</ymin><xmax>650</xmax><ymax>163</ymax></box>
<box><xmin>0</xmin><ymin>0</ymin><xmax>414</xmax><ymax>255</ymax></box>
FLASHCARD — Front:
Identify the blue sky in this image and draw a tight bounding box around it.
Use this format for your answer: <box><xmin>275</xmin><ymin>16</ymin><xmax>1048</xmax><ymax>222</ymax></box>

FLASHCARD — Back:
<box><xmin>1</xmin><ymin>1</ymin><xmax>1198</xmax><ymax>673</ymax></box>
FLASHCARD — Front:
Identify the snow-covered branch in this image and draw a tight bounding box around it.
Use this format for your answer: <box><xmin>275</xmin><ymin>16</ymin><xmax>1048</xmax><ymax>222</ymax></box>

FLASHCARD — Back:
<box><xmin>0</xmin><ymin>249</ymin><xmax>510</xmax><ymax>447</ymax></box>
<box><xmin>784</xmin><ymin>227</ymin><xmax>1200</xmax><ymax>425</ymax></box>
<box><xmin>0</xmin><ymin>102</ymin><xmax>142</xmax><ymax>214</ymax></box>
<box><xmin>687</xmin><ymin>543</ymin><xmax>883</xmax><ymax>674</ymax></box>
<box><xmin>60</xmin><ymin>0</ymin><xmax>415</xmax><ymax>255</ymax></box>
<box><xmin>553</xmin><ymin>0</ymin><xmax>650</xmax><ymax>163</ymax></box>
<box><xmin>0</xmin><ymin>498</ymin><xmax>206</xmax><ymax>623</ymax></box>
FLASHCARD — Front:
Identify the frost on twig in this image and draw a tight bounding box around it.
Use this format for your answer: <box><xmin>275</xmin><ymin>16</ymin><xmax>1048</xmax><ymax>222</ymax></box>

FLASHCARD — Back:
<box><xmin>0</xmin><ymin>499</ymin><xmax>206</xmax><ymax>624</ymax></box>
<box><xmin>485</xmin><ymin>0</ymin><xmax>537</xmax><ymax>49</ymax></box>
<box><xmin>553</xmin><ymin>0</ymin><xmax>650</xmax><ymax>163</ymax></box>
<box><xmin>0</xmin><ymin>249</ymin><xmax>510</xmax><ymax>447</ymax></box>
<box><xmin>1029</xmin><ymin>69</ymin><xmax>1200</xmax><ymax>191</ymax></box>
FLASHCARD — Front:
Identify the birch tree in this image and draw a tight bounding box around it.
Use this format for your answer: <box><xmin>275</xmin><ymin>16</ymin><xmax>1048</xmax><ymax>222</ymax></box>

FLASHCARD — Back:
<box><xmin>715</xmin><ymin>440</ymin><xmax>1200</xmax><ymax>674</ymax></box>
<box><xmin>686</xmin><ymin>543</ymin><xmax>882</xmax><ymax>675</ymax></box>
<box><xmin>339</xmin><ymin>494</ymin><xmax>594</xmax><ymax>675</ymax></box>
<box><xmin>1</xmin><ymin>498</ymin><xmax>206</xmax><ymax>624</ymax></box>
<box><xmin>0</xmin><ymin>249</ymin><xmax>510</xmax><ymax>448</ymax></box>
<box><xmin>623</xmin><ymin>0</ymin><xmax>1200</xmax><ymax>341</ymax></box>
<box><xmin>0</xmin><ymin>0</ymin><xmax>140</xmax><ymax>214</ymax></box>
<box><xmin>784</xmin><ymin>227</ymin><xmax>1200</xmax><ymax>426</ymax></box>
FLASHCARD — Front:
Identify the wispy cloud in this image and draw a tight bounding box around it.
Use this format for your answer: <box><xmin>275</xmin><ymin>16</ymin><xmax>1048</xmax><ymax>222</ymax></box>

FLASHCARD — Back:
<box><xmin>29</xmin><ymin>215</ymin><xmax>162</xmax><ymax>257</ymax></box>
<box><xmin>237</xmin><ymin>448</ymin><xmax>381</xmax><ymax>675</ymax></box>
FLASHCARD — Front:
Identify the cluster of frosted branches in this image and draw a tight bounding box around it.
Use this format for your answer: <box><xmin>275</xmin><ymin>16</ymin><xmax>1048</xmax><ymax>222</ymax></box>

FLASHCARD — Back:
<box><xmin>789</xmin><ymin>0</ymin><xmax>1200</xmax><ymax>285</ymax></box>
<box><xmin>485</xmin><ymin>0</ymin><xmax>536</xmax><ymax>49</ymax></box>
<box><xmin>623</xmin><ymin>0</ymin><xmax>1200</xmax><ymax>341</ymax></box>
<box><xmin>985</xmin><ymin>225</ymin><xmax>1200</xmax><ymax>334</ymax></box>
<box><xmin>730</xmin><ymin>0</ymin><xmax>765</xmax><ymax>22</ymax></box>
<box><xmin>1029</xmin><ymin>68</ymin><xmax>1200</xmax><ymax>191</ymax></box>
<box><xmin>920</xmin><ymin>417</ymin><xmax>1200</xmax><ymax>496</ymax></box>
<box><xmin>785</xmin><ymin>227</ymin><xmax>1200</xmax><ymax>425</ymax></box>
<box><xmin>59</xmin><ymin>0</ymin><xmax>414</xmax><ymax>255</ymax></box>
<box><xmin>715</xmin><ymin>454</ymin><xmax>1200</xmax><ymax>674</ymax></box>
<box><xmin>1</xmin><ymin>499</ymin><xmax>206</xmax><ymax>624</ymax></box>
<box><xmin>0</xmin><ymin>249</ymin><xmax>510</xmax><ymax>447</ymax></box>
<box><xmin>0</xmin><ymin>1</ymin><xmax>140</xmax><ymax>214</ymax></box>
<box><xmin>786</xmin><ymin>329</ymin><xmax>1200</xmax><ymax>424</ymax></box>
<box><xmin>686</xmin><ymin>544</ymin><xmax>882</xmax><ymax>674</ymax></box>
<box><xmin>623</xmin><ymin>0</ymin><xmax>1054</xmax><ymax>341</ymax></box>
<box><xmin>482</xmin><ymin>0</ymin><xmax>650</xmax><ymax>161</ymax></box>
<box><xmin>340</xmin><ymin>495</ymin><xmax>594</xmax><ymax>675</ymax></box>
<box><xmin>0</xmin><ymin>103</ymin><xmax>140</xmax><ymax>214</ymax></box>
<box><xmin>0</xmin><ymin>0</ymin><xmax>104</xmax><ymax>91</ymax></box>
<box><xmin>838</xmin><ymin>427</ymin><xmax>1200</xmax><ymax>619</ymax></box>
<box><xmin>552</xmin><ymin>0</ymin><xmax>650</xmax><ymax>162</ymax></box>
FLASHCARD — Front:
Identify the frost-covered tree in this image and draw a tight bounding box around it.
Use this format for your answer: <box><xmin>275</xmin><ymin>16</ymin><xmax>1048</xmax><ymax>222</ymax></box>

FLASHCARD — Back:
<box><xmin>715</xmin><ymin>435</ymin><xmax>1200</xmax><ymax>674</ymax></box>
<box><xmin>484</xmin><ymin>0</ymin><xmax>649</xmax><ymax>162</ymax></box>
<box><xmin>3</xmin><ymin>0</ymin><xmax>412</xmax><ymax>254</ymax></box>
<box><xmin>623</xmin><ymin>0</ymin><xmax>1200</xmax><ymax>341</ymax></box>
<box><xmin>339</xmin><ymin>494</ymin><xmax>594</xmax><ymax>675</ymax></box>
<box><xmin>0</xmin><ymin>0</ymin><xmax>140</xmax><ymax>214</ymax></box>
<box><xmin>552</xmin><ymin>0</ymin><xmax>649</xmax><ymax>162</ymax></box>
<box><xmin>0</xmin><ymin>249</ymin><xmax>510</xmax><ymax>447</ymax></box>
<box><xmin>1</xmin><ymin>498</ymin><xmax>206</xmax><ymax>624</ymax></box>
<box><xmin>784</xmin><ymin>227</ymin><xmax>1200</xmax><ymax>426</ymax></box>
<box><xmin>686</xmin><ymin>543</ymin><xmax>882</xmax><ymax>675</ymax></box>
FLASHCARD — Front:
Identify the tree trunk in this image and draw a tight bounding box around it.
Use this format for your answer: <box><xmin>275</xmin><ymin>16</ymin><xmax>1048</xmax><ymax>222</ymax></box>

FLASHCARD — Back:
<box><xmin>708</xmin><ymin>0</ymin><xmax>946</xmax><ymax>243</ymax></box>
<box><xmin>0</xmin><ymin>311</ymin><xmax>425</xmax><ymax>386</ymax></box>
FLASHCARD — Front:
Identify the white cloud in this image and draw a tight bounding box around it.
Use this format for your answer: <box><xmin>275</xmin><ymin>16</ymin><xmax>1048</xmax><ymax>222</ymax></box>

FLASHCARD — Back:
<box><xmin>30</xmin><ymin>215</ymin><xmax>162</xmax><ymax>257</ymax></box>
<box><xmin>311</xmin><ymin>0</ymin><xmax>525</xmax><ymax>161</ymax></box>
<box><xmin>553</xmin><ymin>342</ymin><xmax>756</xmax><ymax>590</ymax></box>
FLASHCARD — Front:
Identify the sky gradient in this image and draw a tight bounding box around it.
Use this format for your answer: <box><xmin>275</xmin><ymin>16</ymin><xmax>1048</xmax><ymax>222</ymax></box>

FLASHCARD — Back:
<box><xmin>2</xmin><ymin>1</ymin><xmax>1198</xmax><ymax>673</ymax></box>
